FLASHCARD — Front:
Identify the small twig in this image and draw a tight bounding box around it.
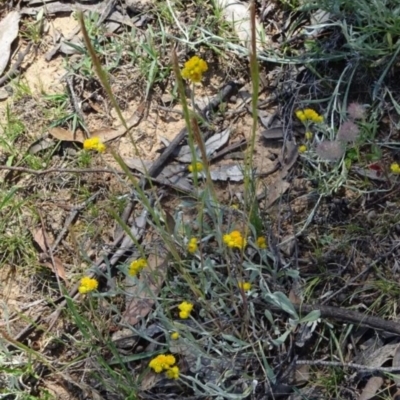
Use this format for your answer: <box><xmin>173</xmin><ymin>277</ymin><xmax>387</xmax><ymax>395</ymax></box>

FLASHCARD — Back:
<box><xmin>37</xmin><ymin>209</ymin><xmax>63</xmax><ymax>294</ymax></box>
<box><xmin>0</xmin><ymin>43</ymin><xmax>32</xmax><ymax>86</ymax></box>
<box><xmin>296</xmin><ymin>359</ymin><xmax>400</xmax><ymax>373</ymax></box>
<box><xmin>266</xmin><ymin>301</ymin><xmax>400</xmax><ymax>336</ymax></box>
<box><xmin>0</xmin><ymin>165</ymin><xmax>125</xmax><ymax>176</ymax></box>
<box><xmin>50</xmin><ymin>191</ymin><xmax>101</xmax><ymax>254</ymax></box>
<box><xmin>0</xmin><ymin>165</ymin><xmax>193</xmax><ymax>195</ymax></box>
<box><xmin>66</xmin><ymin>75</ymin><xmax>87</xmax><ymax>132</ymax></box>
<box><xmin>96</xmin><ymin>0</ymin><xmax>115</xmax><ymax>26</ymax></box>
<box><xmin>209</xmin><ymin>139</ymin><xmax>248</xmax><ymax>162</ymax></box>
<box><xmin>154</xmin><ymin>105</ymin><xmax>184</xmax><ymax>116</ymax></box>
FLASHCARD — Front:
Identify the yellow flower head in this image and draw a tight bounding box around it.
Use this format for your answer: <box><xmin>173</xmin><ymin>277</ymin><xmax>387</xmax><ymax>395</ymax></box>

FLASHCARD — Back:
<box><xmin>238</xmin><ymin>281</ymin><xmax>252</xmax><ymax>291</ymax></box>
<box><xmin>295</xmin><ymin>108</ymin><xmax>323</xmax><ymax>123</ymax></box>
<box><xmin>83</xmin><ymin>137</ymin><xmax>106</xmax><ymax>153</ymax></box>
<box><xmin>78</xmin><ymin>276</ymin><xmax>98</xmax><ymax>294</ymax></box>
<box><xmin>178</xmin><ymin>301</ymin><xmax>194</xmax><ymax>319</ymax></box>
<box><xmin>171</xmin><ymin>332</ymin><xmax>180</xmax><ymax>340</ymax></box>
<box><xmin>166</xmin><ymin>365</ymin><xmax>180</xmax><ymax>379</ymax></box>
<box><xmin>390</xmin><ymin>162</ymin><xmax>400</xmax><ymax>174</ymax></box>
<box><xmin>181</xmin><ymin>56</ymin><xmax>208</xmax><ymax>83</ymax></box>
<box><xmin>256</xmin><ymin>237</ymin><xmax>267</xmax><ymax>249</ymax></box>
<box><xmin>188</xmin><ymin>161</ymin><xmax>203</xmax><ymax>173</ymax></box>
<box><xmin>187</xmin><ymin>238</ymin><xmax>198</xmax><ymax>254</ymax></box>
<box><xmin>129</xmin><ymin>258</ymin><xmax>147</xmax><ymax>276</ymax></box>
<box><xmin>149</xmin><ymin>354</ymin><xmax>176</xmax><ymax>373</ymax></box>
<box><xmin>298</xmin><ymin>144</ymin><xmax>307</xmax><ymax>153</ymax></box>
<box><xmin>223</xmin><ymin>230</ymin><xmax>247</xmax><ymax>250</ymax></box>
<box><xmin>295</xmin><ymin>110</ymin><xmax>307</xmax><ymax>122</ymax></box>
<box><xmin>305</xmin><ymin>131</ymin><xmax>313</xmax><ymax>140</ymax></box>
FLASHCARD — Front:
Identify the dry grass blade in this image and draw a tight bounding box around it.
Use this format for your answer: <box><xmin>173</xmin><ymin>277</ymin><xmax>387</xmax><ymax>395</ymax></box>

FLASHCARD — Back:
<box><xmin>78</xmin><ymin>11</ymin><xmax>127</xmax><ymax>129</ymax></box>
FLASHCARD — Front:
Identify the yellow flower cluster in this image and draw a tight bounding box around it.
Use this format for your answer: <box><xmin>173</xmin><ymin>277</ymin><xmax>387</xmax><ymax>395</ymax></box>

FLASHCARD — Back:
<box><xmin>78</xmin><ymin>276</ymin><xmax>98</xmax><ymax>294</ymax></box>
<box><xmin>391</xmin><ymin>163</ymin><xmax>400</xmax><ymax>174</ymax></box>
<box><xmin>187</xmin><ymin>238</ymin><xmax>198</xmax><ymax>253</ymax></box>
<box><xmin>295</xmin><ymin>109</ymin><xmax>323</xmax><ymax>123</ymax></box>
<box><xmin>149</xmin><ymin>354</ymin><xmax>179</xmax><ymax>379</ymax></box>
<box><xmin>238</xmin><ymin>281</ymin><xmax>252</xmax><ymax>291</ymax></box>
<box><xmin>298</xmin><ymin>144</ymin><xmax>307</xmax><ymax>153</ymax></box>
<box><xmin>188</xmin><ymin>161</ymin><xmax>203</xmax><ymax>173</ymax></box>
<box><xmin>256</xmin><ymin>237</ymin><xmax>267</xmax><ymax>249</ymax></box>
<box><xmin>171</xmin><ymin>332</ymin><xmax>180</xmax><ymax>340</ymax></box>
<box><xmin>166</xmin><ymin>365</ymin><xmax>180</xmax><ymax>379</ymax></box>
<box><xmin>181</xmin><ymin>56</ymin><xmax>208</xmax><ymax>83</ymax></box>
<box><xmin>305</xmin><ymin>131</ymin><xmax>313</xmax><ymax>140</ymax></box>
<box><xmin>223</xmin><ymin>230</ymin><xmax>247</xmax><ymax>250</ymax></box>
<box><xmin>178</xmin><ymin>301</ymin><xmax>193</xmax><ymax>319</ymax></box>
<box><xmin>129</xmin><ymin>258</ymin><xmax>147</xmax><ymax>276</ymax></box>
<box><xmin>83</xmin><ymin>137</ymin><xmax>106</xmax><ymax>153</ymax></box>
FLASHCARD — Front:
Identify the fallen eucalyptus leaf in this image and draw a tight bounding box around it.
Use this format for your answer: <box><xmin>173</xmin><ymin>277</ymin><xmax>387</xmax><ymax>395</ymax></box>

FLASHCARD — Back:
<box><xmin>49</xmin><ymin>127</ymin><xmax>85</xmax><ymax>142</ymax></box>
<box><xmin>393</xmin><ymin>345</ymin><xmax>400</xmax><ymax>387</ymax></box>
<box><xmin>280</xmin><ymin>139</ymin><xmax>299</xmax><ymax>178</ymax></box>
<box><xmin>42</xmin><ymin>256</ymin><xmax>67</xmax><ymax>282</ymax></box>
<box><xmin>216</xmin><ymin>0</ymin><xmax>265</xmax><ymax>49</ymax></box>
<box><xmin>259</xmin><ymin>110</ymin><xmax>277</xmax><ymax>129</ymax></box>
<box><xmin>352</xmin><ymin>166</ymin><xmax>386</xmax><ymax>182</ymax></box>
<box><xmin>204</xmin><ymin>128</ymin><xmax>231</xmax><ymax>156</ymax></box>
<box><xmin>90</xmin><ymin>104</ymin><xmax>145</xmax><ymax>142</ymax></box>
<box><xmin>0</xmin><ymin>11</ymin><xmax>20</xmax><ymax>77</ymax></box>
<box><xmin>32</xmin><ymin>226</ymin><xmax>52</xmax><ymax>253</ymax></box>
<box><xmin>176</xmin><ymin>128</ymin><xmax>231</xmax><ymax>162</ymax></box>
<box><xmin>261</xmin><ymin>127</ymin><xmax>284</xmax><ymax>140</ymax></box>
<box><xmin>123</xmin><ymin>157</ymin><xmax>192</xmax><ymax>192</ymax></box>
<box><xmin>194</xmin><ymin>164</ymin><xmax>244</xmax><ymax>182</ymax></box>
<box><xmin>359</xmin><ymin>377</ymin><xmax>384</xmax><ymax>400</ymax></box>
<box><xmin>28</xmin><ymin>136</ymin><xmax>55</xmax><ymax>154</ymax></box>
<box><xmin>265</xmin><ymin>178</ymin><xmax>290</xmax><ymax>208</ymax></box>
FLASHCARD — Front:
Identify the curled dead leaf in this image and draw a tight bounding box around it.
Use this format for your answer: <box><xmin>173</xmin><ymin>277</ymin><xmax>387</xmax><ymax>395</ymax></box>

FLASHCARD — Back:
<box><xmin>48</xmin><ymin>127</ymin><xmax>85</xmax><ymax>143</ymax></box>
<box><xmin>90</xmin><ymin>104</ymin><xmax>145</xmax><ymax>143</ymax></box>
<box><xmin>42</xmin><ymin>256</ymin><xmax>67</xmax><ymax>282</ymax></box>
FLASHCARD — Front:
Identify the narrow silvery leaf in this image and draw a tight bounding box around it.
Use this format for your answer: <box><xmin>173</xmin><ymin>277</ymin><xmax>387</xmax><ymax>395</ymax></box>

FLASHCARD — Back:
<box><xmin>264</xmin><ymin>292</ymin><xmax>299</xmax><ymax>319</ymax></box>
<box><xmin>298</xmin><ymin>310</ymin><xmax>321</xmax><ymax>324</ymax></box>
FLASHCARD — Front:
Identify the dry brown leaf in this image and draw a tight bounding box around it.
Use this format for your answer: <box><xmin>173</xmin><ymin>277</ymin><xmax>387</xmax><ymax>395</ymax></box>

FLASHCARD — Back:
<box><xmin>48</xmin><ymin>127</ymin><xmax>85</xmax><ymax>142</ymax></box>
<box><xmin>393</xmin><ymin>345</ymin><xmax>400</xmax><ymax>387</ymax></box>
<box><xmin>359</xmin><ymin>376</ymin><xmax>384</xmax><ymax>400</ymax></box>
<box><xmin>261</xmin><ymin>127</ymin><xmax>284</xmax><ymax>140</ymax></box>
<box><xmin>90</xmin><ymin>104</ymin><xmax>145</xmax><ymax>143</ymax></box>
<box><xmin>32</xmin><ymin>227</ymin><xmax>52</xmax><ymax>253</ymax></box>
<box><xmin>280</xmin><ymin>140</ymin><xmax>298</xmax><ymax>179</ymax></box>
<box><xmin>28</xmin><ymin>136</ymin><xmax>54</xmax><ymax>154</ymax></box>
<box><xmin>294</xmin><ymin>364</ymin><xmax>310</xmax><ymax>385</ymax></box>
<box><xmin>393</xmin><ymin>389</ymin><xmax>400</xmax><ymax>400</ymax></box>
<box><xmin>140</xmin><ymin>370</ymin><xmax>161</xmax><ymax>391</ymax></box>
<box><xmin>288</xmin><ymin>284</ymin><xmax>301</xmax><ymax>305</ymax></box>
<box><xmin>122</xmin><ymin>252</ymin><xmax>168</xmax><ymax>326</ymax></box>
<box><xmin>42</xmin><ymin>256</ymin><xmax>67</xmax><ymax>282</ymax></box>
<box><xmin>265</xmin><ymin>178</ymin><xmax>290</xmax><ymax>208</ymax></box>
<box><xmin>364</xmin><ymin>343</ymin><xmax>399</xmax><ymax>367</ymax></box>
